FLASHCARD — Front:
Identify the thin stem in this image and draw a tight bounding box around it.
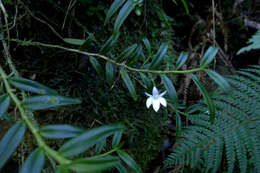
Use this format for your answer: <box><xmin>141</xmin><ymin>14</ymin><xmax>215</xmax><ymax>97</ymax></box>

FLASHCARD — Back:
<box><xmin>10</xmin><ymin>39</ymin><xmax>204</xmax><ymax>74</ymax></box>
<box><xmin>95</xmin><ymin>145</ymin><xmax>121</xmax><ymax>158</ymax></box>
<box><xmin>0</xmin><ymin>0</ymin><xmax>10</xmax><ymax>48</ymax></box>
<box><xmin>0</xmin><ymin>66</ymin><xmax>71</xmax><ymax>165</ymax></box>
<box><xmin>168</xmin><ymin>103</ymin><xmax>190</xmax><ymax>117</ymax></box>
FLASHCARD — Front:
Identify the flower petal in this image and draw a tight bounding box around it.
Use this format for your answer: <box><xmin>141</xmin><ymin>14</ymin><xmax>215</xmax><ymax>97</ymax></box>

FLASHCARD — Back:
<box><xmin>145</xmin><ymin>92</ymin><xmax>152</xmax><ymax>97</ymax></box>
<box><xmin>159</xmin><ymin>97</ymin><xmax>167</xmax><ymax>107</ymax></box>
<box><xmin>146</xmin><ymin>97</ymin><xmax>153</xmax><ymax>108</ymax></box>
<box><xmin>152</xmin><ymin>86</ymin><xmax>159</xmax><ymax>97</ymax></box>
<box><xmin>152</xmin><ymin>99</ymin><xmax>160</xmax><ymax>112</ymax></box>
<box><xmin>159</xmin><ymin>90</ymin><xmax>167</xmax><ymax>97</ymax></box>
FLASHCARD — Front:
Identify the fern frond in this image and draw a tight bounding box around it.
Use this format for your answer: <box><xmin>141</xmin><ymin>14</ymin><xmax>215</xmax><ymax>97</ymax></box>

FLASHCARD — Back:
<box><xmin>165</xmin><ymin>66</ymin><xmax>260</xmax><ymax>173</ymax></box>
<box><xmin>237</xmin><ymin>30</ymin><xmax>260</xmax><ymax>54</ymax></box>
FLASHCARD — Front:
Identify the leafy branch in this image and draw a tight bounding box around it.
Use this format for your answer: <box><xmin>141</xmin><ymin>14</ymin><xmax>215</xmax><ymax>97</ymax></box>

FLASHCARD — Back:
<box><xmin>0</xmin><ymin>66</ymin><xmax>71</xmax><ymax>165</ymax></box>
<box><xmin>9</xmin><ymin>39</ymin><xmax>204</xmax><ymax>75</ymax></box>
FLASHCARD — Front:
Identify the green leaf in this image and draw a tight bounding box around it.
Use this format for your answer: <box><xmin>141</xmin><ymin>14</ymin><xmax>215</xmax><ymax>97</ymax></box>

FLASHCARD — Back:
<box><xmin>114</xmin><ymin>0</ymin><xmax>136</xmax><ymax>32</ymax></box>
<box><xmin>89</xmin><ymin>56</ymin><xmax>104</xmax><ymax>78</ymax></box>
<box><xmin>63</xmin><ymin>38</ymin><xmax>85</xmax><ymax>46</ymax></box>
<box><xmin>79</xmin><ymin>33</ymin><xmax>95</xmax><ymax>51</ymax></box>
<box><xmin>205</xmin><ymin>69</ymin><xmax>231</xmax><ymax>93</ymax></box>
<box><xmin>95</xmin><ymin>137</ymin><xmax>106</xmax><ymax>154</ymax></box>
<box><xmin>20</xmin><ymin>148</ymin><xmax>45</xmax><ymax>173</ymax></box>
<box><xmin>2</xmin><ymin>0</ymin><xmax>13</xmax><ymax>5</ymax></box>
<box><xmin>175</xmin><ymin>51</ymin><xmax>189</xmax><ymax>70</ymax></box>
<box><xmin>139</xmin><ymin>72</ymin><xmax>152</xmax><ymax>89</ymax></box>
<box><xmin>106</xmin><ymin>62</ymin><xmax>115</xmax><ymax>85</ymax></box>
<box><xmin>2</xmin><ymin>112</ymin><xmax>15</xmax><ymax>124</ymax></box>
<box><xmin>0</xmin><ymin>121</ymin><xmax>26</xmax><ymax>169</ymax></box>
<box><xmin>40</xmin><ymin>125</ymin><xmax>84</xmax><ymax>139</ymax></box>
<box><xmin>100</xmin><ymin>32</ymin><xmax>120</xmax><ymax>54</ymax></box>
<box><xmin>55</xmin><ymin>166</ymin><xmax>70</xmax><ymax>173</ymax></box>
<box><xmin>142</xmin><ymin>37</ymin><xmax>151</xmax><ymax>55</ymax></box>
<box><xmin>22</xmin><ymin>96</ymin><xmax>81</xmax><ymax>111</ymax></box>
<box><xmin>117</xmin><ymin>150</ymin><xmax>142</xmax><ymax>173</ymax></box>
<box><xmin>191</xmin><ymin>74</ymin><xmax>215</xmax><ymax>123</ymax></box>
<box><xmin>0</xmin><ymin>94</ymin><xmax>10</xmax><ymax>119</ymax></box>
<box><xmin>117</xmin><ymin>44</ymin><xmax>138</xmax><ymax>62</ymax></box>
<box><xmin>104</xmin><ymin>0</ymin><xmax>127</xmax><ymax>25</ymax></box>
<box><xmin>9</xmin><ymin>77</ymin><xmax>58</xmax><ymax>95</ymax></box>
<box><xmin>171</xmin><ymin>0</ymin><xmax>177</xmax><ymax>5</ymax></box>
<box><xmin>200</xmin><ymin>46</ymin><xmax>218</xmax><ymax>68</ymax></box>
<box><xmin>175</xmin><ymin>113</ymin><xmax>182</xmax><ymax>139</ymax></box>
<box><xmin>116</xmin><ymin>163</ymin><xmax>128</xmax><ymax>173</ymax></box>
<box><xmin>127</xmin><ymin>45</ymin><xmax>143</xmax><ymax>65</ymax></box>
<box><xmin>67</xmin><ymin>156</ymin><xmax>120</xmax><ymax>173</ymax></box>
<box><xmin>120</xmin><ymin>68</ymin><xmax>137</xmax><ymax>101</ymax></box>
<box><xmin>161</xmin><ymin>75</ymin><xmax>178</xmax><ymax>107</ymax></box>
<box><xmin>237</xmin><ymin>30</ymin><xmax>260</xmax><ymax>55</ymax></box>
<box><xmin>59</xmin><ymin>123</ymin><xmax>124</xmax><ymax>157</ymax></box>
<box><xmin>150</xmin><ymin>43</ymin><xmax>168</xmax><ymax>69</ymax></box>
<box><xmin>112</xmin><ymin>131</ymin><xmax>123</xmax><ymax>147</ymax></box>
<box><xmin>181</xmin><ymin>0</ymin><xmax>189</xmax><ymax>14</ymax></box>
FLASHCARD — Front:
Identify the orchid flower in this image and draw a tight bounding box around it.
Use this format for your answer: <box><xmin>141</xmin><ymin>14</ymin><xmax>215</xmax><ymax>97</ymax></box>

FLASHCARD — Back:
<box><xmin>145</xmin><ymin>86</ymin><xmax>167</xmax><ymax>112</ymax></box>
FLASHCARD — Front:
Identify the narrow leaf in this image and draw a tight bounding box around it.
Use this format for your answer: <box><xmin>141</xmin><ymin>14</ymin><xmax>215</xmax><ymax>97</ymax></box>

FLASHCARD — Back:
<box><xmin>64</xmin><ymin>38</ymin><xmax>85</xmax><ymax>46</ymax></box>
<box><xmin>79</xmin><ymin>33</ymin><xmax>95</xmax><ymax>51</ymax></box>
<box><xmin>104</xmin><ymin>0</ymin><xmax>127</xmax><ymax>25</ymax></box>
<box><xmin>139</xmin><ymin>72</ymin><xmax>152</xmax><ymax>89</ymax></box>
<box><xmin>106</xmin><ymin>62</ymin><xmax>115</xmax><ymax>85</ymax></box>
<box><xmin>181</xmin><ymin>0</ymin><xmax>189</xmax><ymax>14</ymax></box>
<box><xmin>175</xmin><ymin>51</ymin><xmax>189</xmax><ymax>70</ymax></box>
<box><xmin>150</xmin><ymin>43</ymin><xmax>168</xmax><ymax>69</ymax></box>
<box><xmin>142</xmin><ymin>37</ymin><xmax>151</xmax><ymax>55</ymax></box>
<box><xmin>114</xmin><ymin>0</ymin><xmax>136</xmax><ymax>32</ymax></box>
<box><xmin>55</xmin><ymin>166</ymin><xmax>70</xmax><ymax>173</ymax></box>
<box><xmin>200</xmin><ymin>46</ymin><xmax>218</xmax><ymax>68</ymax></box>
<box><xmin>117</xmin><ymin>150</ymin><xmax>142</xmax><ymax>173</ymax></box>
<box><xmin>59</xmin><ymin>123</ymin><xmax>124</xmax><ymax>157</ymax></box>
<box><xmin>20</xmin><ymin>148</ymin><xmax>45</xmax><ymax>173</ymax></box>
<box><xmin>0</xmin><ymin>94</ymin><xmax>10</xmax><ymax>119</ymax></box>
<box><xmin>191</xmin><ymin>74</ymin><xmax>215</xmax><ymax>123</ymax></box>
<box><xmin>2</xmin><ymin>112</ymin><xmax>15</xmax><ymax>124</ymax></box>
<box><xmin>161</xmin><ymin>75</ymin><xmax>178</xmax><ymax>106</ymax></box>
<box><xmin>0</xmin><ymin>121</ymin><xmax>26</xmax><ymax>169</ymax></box>
<box><xmin>22</xmin><ymin>96</ymin><xmax>81</xmax><ymax>111</ymax></box>
<box><xmin>175</xmin><ymin>113</ymin><xmax>182</xmax><ymax>139</ymax></box>
<box><xmin>116</xmin><ymin>163</ymin><xmax>128</xmax><ymax>173</ymax></box>
<box><xmin>117</xmin><ymin>44</ymin><xmax>137</xmax><ymax>62</ymax></box>
<box><xmin>95</xmin><ymin>138</ymin><xmax>106</xmax><ymax>154</ymax></box>
<box><xmin>89</xmin><ymin>56</ymin><xmax>104</xmax><ymax>78</ymax></box>
<box><xmin>127</xmin><ymin>46</ymin><xmax>143</xmax><ymax>65</ymax></box>
<box><xmin>67</xmin><ymin>156</ymin><xmax>120</xmax><ymax>173</ymax></box>
<box><xmin>120</xmin><ymin>68</ymin><xmax>137</xmax><ymax>101</ymax></box>
<box><xmin>112</xmin><ymin>131</ymin><xmax>123</xmax><ymax>147</ymax></box>
<box><xmin>40</xmin><ymin>125</ymin><xmax>84</xmax><ymax>139</ymax></box>
<box><xmin>100</xmin><ymin>32</ymin><xmax>120</xmax><ymax>54</ymax></box>
<box><xmin>205</xmin><ymin>69</ymin><xmax>231</xmax><ymax>93</ymax></box>
<box><xmin>9</xmin><ymin>77</ymin><xmax>58</xmax><ymax>95</ymax></box>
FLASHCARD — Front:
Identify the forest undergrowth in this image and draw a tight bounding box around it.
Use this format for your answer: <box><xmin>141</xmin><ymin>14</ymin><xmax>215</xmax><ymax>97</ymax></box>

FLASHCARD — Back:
<box><xmin>0</xmin><ymin>0</ymin><xmax>260</xmax><ymax>173</ymax></box>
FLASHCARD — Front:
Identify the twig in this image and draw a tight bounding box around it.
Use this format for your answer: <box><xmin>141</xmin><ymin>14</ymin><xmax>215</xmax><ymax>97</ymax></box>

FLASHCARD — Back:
<box><xmin>62</xmin><ymin>0</ymin><xmax>77</xmax><ymax>30</ymax></box>
<box><xmin>19</xmin><ymin>0</ymin><xmax>63</xmax><ymax>40</ymax></box>
<box><xmin>0</xmin><ymin>0</ymin><xmax>10</xmax><ymax>49</ymax></box>
<box><xmin>10</xmin><ymin>39</ymin><xmax>205</xmax><ymax>75</ymax></box>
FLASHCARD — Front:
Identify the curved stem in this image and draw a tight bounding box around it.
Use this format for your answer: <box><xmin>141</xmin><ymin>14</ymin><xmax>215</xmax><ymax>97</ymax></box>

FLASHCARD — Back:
<box><xmin>10</xmin><ymin>39</ymin><xmax>204</xmax><ymax>74</ymax></box>
<box><xmin>0</xmin><ymin>66</ymin><xmax>71</xmax><ymax>165</ymax></box>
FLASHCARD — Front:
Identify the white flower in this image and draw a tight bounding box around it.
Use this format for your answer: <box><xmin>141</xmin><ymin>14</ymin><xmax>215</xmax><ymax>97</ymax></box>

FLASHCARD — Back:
<box><xmin>145</xmin><ymin>86</ymin><xmax>167</xmax><ymax>112</ymax></box>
